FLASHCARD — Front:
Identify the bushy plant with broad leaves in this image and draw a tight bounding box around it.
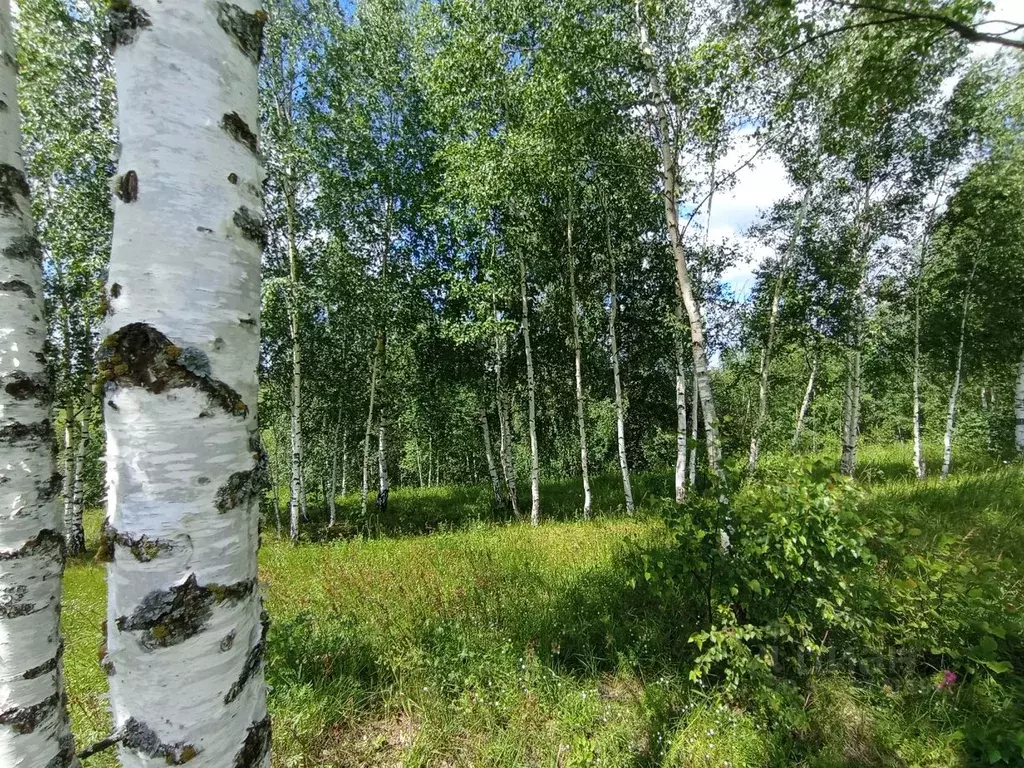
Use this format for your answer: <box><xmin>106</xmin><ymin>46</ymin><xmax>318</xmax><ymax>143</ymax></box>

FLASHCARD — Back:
<box><xmin>641</xmin><ymin>461</ymin><xmax>878</xmax><ymax>693</ymax></box>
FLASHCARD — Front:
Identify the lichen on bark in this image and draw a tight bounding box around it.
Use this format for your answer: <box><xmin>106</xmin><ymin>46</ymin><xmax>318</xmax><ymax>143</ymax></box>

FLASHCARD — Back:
<box><xmin>101</xmin><ymin>524</ymin><xmax>174</xmax><ymax>562</ymax></box>
<box><xmin>215</xmin><ymin>470</ymin><xmax>257</xmax><ymax>513</ymax></box>
<box><xmin>215</xmin><ymin>2</ymin><xmax>268</xmax><ymax>64</ymax></box>
<box><xmin>0</xmin><ymin>162</ymin><xmax>28</xmax><ymax>216</ymax></box>
<box><xmin>97</xmin><ymin>322</ymin><xmax>249</xmax><ymax>416</ymax></box>
<box><xmin>104</xmin><ymin>1</ymin><xmax>151</xmax><ymax>51</ymax></box>
<box><xmin>233</xmin><ymin>715</ymin><xmax>271</xmax><ymax>768</ymax></box>
<box><xmin>2</xmin><ymin>233</ymin><xmax>42</xmax><ymax>262</ymax></box>
<box><xmin>121</xmin><ymin>717</ymin><xmax>198</xmax><ymax>765</ymax></box>
<box><xmin>233</xmin><ymin>206</ymin><xmax>267</xmax><ymax>250</ymax></box>
<box><xmin>221</xmin><ymin>112</ymin><xmax>258</xmax><ymax>154</ymax></box>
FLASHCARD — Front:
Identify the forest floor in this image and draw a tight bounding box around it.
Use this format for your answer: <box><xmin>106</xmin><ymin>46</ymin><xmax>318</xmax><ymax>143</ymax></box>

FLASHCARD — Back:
<box><xmin>63</xmin><ymin>444</ymin><xmax>1024</xmax><ymax>767</ymax></box>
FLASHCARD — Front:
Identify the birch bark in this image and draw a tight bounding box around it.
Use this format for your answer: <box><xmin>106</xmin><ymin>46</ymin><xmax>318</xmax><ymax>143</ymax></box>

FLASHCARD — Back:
<box><xmin>606</xmin><ymin>212</ymin><xmax>635</xmax><ymax>514</ymax></box>
<box><xmin>636</xmin><ymin>1</ymin><xmax>722</xmax><ymax>477</ymax></box>
<box><xmin>1015</xmin><ymin>349</ymin><xmax>1024</xmax><ymax>455</ymax></box>
<box><xmin>0</xmin><ymin>1</ymin><xmax>78</xmax><ymax>761</ymax></box>
<box><xmin>360</xmin><ymin>340</ymin><xmax>380</xmax><ymax>518</ymax></box>
<box><xmin>100</xmin><ymin>3</ymin><xmax>270</xmax><ymax>764</ymax></box>
<box><xmin>566</xmin><ymin>201</ymin><xmax>592</xmax><ymax>519</ymax></box>
<box><xmin>940</xmin><ymin>260</ymin><xmax>979</xmax><ymax>479</ymax></box>
<box><xmin>519</xmin><ymin>252</ymin><xmax>541</xmax><ymax>525</ymax></box>
<box><xmin>792</xmin><ymin>355</ymin><xmax>817</xmax><ymax>449</ymax></box>
<box><xmin>747</xmin><ymin>188</ymin><xmax>809</xmax><ymax>472</ymax></box>
<box><xmin>495</xmin><ymin>327</ymin><xmax>520</xmax><ymax>516</ymax></box>
<box><xmin>285</xmin><ymin>187</ymin><xmax>302</xmax><ymax>542</ymax></box>
<box><xmin>480</xmin><ymin>407</ymin><xmax>503</xmax><ymax>507</ymax></box>
<box><xmin>674</xmin><ymin>323</ymin><xmax>688</xmax><ymax>503</ymax></box>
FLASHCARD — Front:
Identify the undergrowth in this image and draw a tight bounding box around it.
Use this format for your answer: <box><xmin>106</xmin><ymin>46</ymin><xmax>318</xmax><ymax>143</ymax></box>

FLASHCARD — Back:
<box><xmin>63</xmin><ymin>443</ymin><xmax>1024</xmax><ymax>766</ymax></box>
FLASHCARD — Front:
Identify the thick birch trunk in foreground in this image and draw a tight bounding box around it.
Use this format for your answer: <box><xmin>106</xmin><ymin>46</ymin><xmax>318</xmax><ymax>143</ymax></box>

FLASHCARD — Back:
<box><xmin>941</xmin><ymin>261</ymin><xmax>978</xmax><ymax>479</ymax></box>
<box><xmin>606</xmin><ymin>220</ymin><xmax>635</xmax><ymax>514</ymax></box>
<box><xmin>520</xmin><ymin>253</ymin><xmax>541</xmax><ymax>525</ymax></box>
<box><xmin>1015</xmin><ymin>349</ymin><xmax>1024</xmax><ymax>455</ymax></box>
<box><xmin>101</xmin><ymin>3</ymin><xmax>270</xmax><ymax>765</ymax></box>
<box><xmin>480</xmin><ymin>407</ymin><xmax>503</xmax><ymax>507</ymax></box>
<box><xmin>566</xmin><ymin>206</ymin><xmax>592</xmax><ymax>518</ymax></box>
<box><xmin>791</xmin><ymin>356</ymin><xmax>817</xmax><ymax>449</ymax></box>
<box><xmin>0</xmin><ymin>2</ymin><xmax>78</xmax><ymax>761</ymax></box>
<box><xmin>748</xmin><ymin>188</ymin><xmax>809</xmax><ymax>472</ymax></box>
<box><xmin>636</xmin><ymin>3</ymin><xmax>722</xmax><ymax>478</ymax></box>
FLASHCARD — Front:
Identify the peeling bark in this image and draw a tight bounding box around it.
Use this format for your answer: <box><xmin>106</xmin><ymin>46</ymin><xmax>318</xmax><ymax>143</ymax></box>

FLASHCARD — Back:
<box><xmin>0</xmin><ymin>3</ymin><xmax>78</xmax><ymax>762</ymax></box>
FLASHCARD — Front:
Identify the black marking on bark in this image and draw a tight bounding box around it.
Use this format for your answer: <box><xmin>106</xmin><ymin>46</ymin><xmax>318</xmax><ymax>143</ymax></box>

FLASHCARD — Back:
<box><xmin>3</xmin><ymin>234</ymin><xmax>42</xmax><ymax>262</ymax></box>
<box><xmin>228</xmin><ymin>172</ymin><xmax>239</xmax><ymax>185</ymax></box>
<box><xmin>96</xmin><ymin>519</ymin><xmax>114</xmax><ymax>562</ymax></box>
<box><xmin>0</xmin><ymin>692</ymin><xmax>59</xmax><ymax>734</ymax></box>
<box><xmin>233</xmin><ymin>715</ymin><xmax>271</xmax><ymax>768</ymax></box>
<box><xmin>39</xmin><ymin>472</ymin><xmax>63</xmax><ymax>503</ymax></box>
<box><xmin>110</xmin><ymin>282</ymin><xmax>122</xmax><ymax>298</ymax></box>
<box><xmin>216</xmin><ymin>470</ymin><xmax>257</xmax><ymax>513</ymax></box>
<box><xmin>197</xmin><ymin>476</ymin><xmax>211</xmax><ymax>485</ymax></box>
<box><xmin>197</xmin><ymin>226</ymin><xmax>213</xmax><ymax>234</ymax></box>
<box><xmin>239</xmin><ymin>315</ymin><xmax>256</xmax><ymax>326</ymax></box>
<box><xmin>0</xmin><ymin>100</ymin><xmax>8</xmax><ymax>111</ymax></box>
<box><xmin>216</xmin><ymin>3</ymin><xmax>268</xmax><ymax>64</ymax></box>
<box><xmin>0</xmin><ymin>528</ymin><xmax>63</xmax><ymax>562</ymax></box>
<box><xmin>233</xmin><ymin>207</ymin><xmax>267</xmax><ymax>250</ymax></box>
<box><xmin>45</xmin><ymin>730</ymin><xmax>77</xmax><ymax>768</ymax></box>
<box><xmin>221</xmin><ymin>112</ymin><xmax>258</xmax><ymax>154</ymax></box>
<box><xmin>105</xmin><ymin>2</ymin><xmax>152</xmax><ymax>51</ymax></box>
<box><xmin>4</xmin><ymin>371</ymin><xmax>46</xmax><ymax>400</ymax></box>
<box><xmin>97</xmin><ymin>323</ymin><xmax>248</xmax><ymax>416</ymax></box>
<box><xmin>99</xmin><ymin>620</ymin><xmax>115</xmax><ymax>675</ymax></box>
<box><xmin>121</xmin><ymin>717</ymin><xmax>198</xmax><ymax>764</ymax></box>
<box><xmin>0</xmin><ymin>163</ymin><xmax>29</xmax><ymax>216</ymax></box>
<box><xmin>23</xmin><ymin>642</ymin><xmax>62</xmax><ymax>680</ymax></box>
<box><xmin>2</xmin><ymin>52</ymin><xmax>17</xmax><ymax>72</ymax></box>
<box><xmin>0</xmin><ymin>419</ymin><xmax>51</xmax><ymax>445</ymax></box>
<box><xmin>103</xmin><ymin>525</ymin><xmax>174</xmax><ymax>562</ymax></box>
<box><xmin>220</xmin><ymin>630</ymin><xmax>236</xmax><ymax>651</ymax></box>
<box><xmin>115</xmin><ymin>574</ymin><xmax>256</xmax><ymax>650</ymax></box>
<box><xmin>0</xmin><ymin>584</ymin><xmax>33</xmax><ymax>618</ymax></box>
<box><xmin>224</xmin><ymin>612</ymin><xmax>269</xmax><ymax>704</ymax></box>
<box><xmin>115</xmin><ymin>170</ymin><xmax>138</xmax><ymax>202</ymax></box>
<box><xmin>0</xmin><ymin>279</ymin><xmax>35</xmax><ymax>297</ymax></box>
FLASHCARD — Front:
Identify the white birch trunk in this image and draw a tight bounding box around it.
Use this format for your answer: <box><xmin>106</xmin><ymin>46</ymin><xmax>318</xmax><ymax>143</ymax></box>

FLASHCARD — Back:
<box><xmin>0</xmin><ymin>1</ymin><xmax>78</xmax><ymax>760</ymax></box>
<box><xmin>66</xmin><ymin>417</ymin><xmax>88</xmax><ymax>556</ymax></box>
<box><xmin>101</xmin><ymin>3</ymin><xmax>270</xmax><ymax>765</ymax></box>
<box><xmin>604</xmin><ymin>210</ymin><xmax>635</xmax><ymax>513</ymax></box>
<box><xmin>340</xmin><ymin>431</ymin><xmax>348</xmax><ymax>498</ymax></box>
<box><xmin>566</xmin><ymin>204</ymin><xmax>591</xmax><ymax>518</ymax></box>
<box><xmin>286</xmin><ymin>190</ymin><xmax>302</xmax><ymax>543</ymax></box>
<box><xmin>941</xmin><ymin>261</ymin><xmax>978</xmax><ymax>479</ymax></box>
<box><xmin>519</xmin><ymin>252</ymin><xmax>541</xmax><ymax>525</ymax></box>
<box><xmin>1015</xmin><ymin>349</ymin><xmax>1024</xmax><ymax>455</ymax></box>
<box><xmin>747</xmin><ymin>188</ymin><xmax>809</xmax><ymax>472</ymax></box>
<box><xmin>268</xmin><ymin>432</ymin><xmax>282</xmax><ymax>537</ymax></box>
<box><xmin>636</xmin><ymin>2</ymin><xmax>722</xmax><ymax>477</ymax></box>
<box><xmin>328</xmin><ymin>403</ymin><xmax>342</xmax><ymax>527</ymax></box>
<box><xmin>377</xmin><ymin>414</ymin><xmax>389</xmax><ymax>511</ymax></box>
<box><xmin>479</xmin><ymin>407</ymin><xmax>503</xmax><ymax>507</ymax></box>
<box><xmin>840</xmin><ymin>349</ymin><xmax>862</xmax><ymax>477</ymax></box>
<box><xmin>674</xmin><ymin>326</ymin><xmax>687</xmax><ymax>504</ymax></box>
<box><xmin>62</xmin><ymin>420</ymin><xmax>74</xmax><ymax>537</ymax></box>
<box><xmin>912</xmin><ymin>237</ymin><xmax>926</xmax><ymax>480</ymax></box>
<box><xmin>415</xmin><ymin>440</ymin><xmax>423</xmax><ymax>487</ymax></box>
<box><xmin>360</xmin><ymin>342</ymin><xmax>380</xmax><ymax>518</ymax></box>
<box><xmin>792</xmin><ymin>356</ymin><xmax>817</xmax><ymax>450</ymax></box>
<box><xmin>495</xmin><ymin>330</ymin><xmax>520</xmax><ymax>516</ymax></box>
<box><xmin>688</xmin><ymin>370</ymin><xmax>699</xmax><ymax>486</ymax></box>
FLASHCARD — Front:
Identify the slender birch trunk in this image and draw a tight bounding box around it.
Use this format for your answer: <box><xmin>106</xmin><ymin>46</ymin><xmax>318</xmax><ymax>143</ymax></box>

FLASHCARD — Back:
<box><xmin>340</xmin><ymin>432</ymin><xmax>348</xmax><ymax>498</ymax></box>
<box><xmin>1015</xmin><ymin>349</ymin><xmax>1024</xmax><ymax>455</ymax></box>
<box><xmin>941</xmin><ymin>260</ymin><xmax>979</xmax><ymax>479</ymax></box>
<box><xmin>792</xmin><ymin>355</ymin><xmax>817</xmax><ymax>449</ymax></box>
<box><xmin>285</xmin><ymin>189</ymin><xmax>303</xmax><ymax>542</ymax></box>
<box><xmin>912</xmin><ymin>237</ymin><xmax>927</xmax><ymax>480</ymax></box>
<box><xmin>100</xmin><ymin>2</ymin><xmax>269</xmax><ymax>764</ymax></box>
<box><xmin>480</xmin><ymin>407</ymin><xmax>503</xmax><ymax>507</ymax></box>
<box><xmin>268</xmin><ymin>431</ymin><xmax>282</xmax><ymax>537</ymax></box>
<box><xmin>603</xmin><ymin>206</ymin><xmax>635</xmax><ymax>513</ymax></box>
<box><xmin>428</xmin><ymin>436</ymin><xmax>433</xmax><ymax>487</ymax></box>
<box><xmin>688</xmin><ymin>370</ymin><xmax>699</xmax><ymax>486</ymax></box>
<box><xmin>840</xmin><ymin>349</ymin><xmax>862</xmax><ymax>476</ymax></box>
<box><xmin>0</xmin><ymin>3</ymin><xmax>78</xmax><ymax>758</ymax></box>
<box><xmin>360</xmin><ymin>340</ymin><xmax>381</xmax><ymax>517</ymax></box>
<box><xmin>748</xmin><ymin>188</ymin><xmax>810</xmax><ymax>472</ymax></box>
<box><xmin>636</xmin><ymin>2</ymin><xmax>722</xmax><ymax>477</ymax></box>
<box><xmin>520</xmin><ymin>252</ymin><xmax>541</xmax><ymax>525</ymax></box>
<box><xmin>495</xmin><ymin>329</ymin><xmax>520</xmax><ymax>516</ymax></box>
<box><xmin>415</xmin><ymin>440</ymin><xmax>424</xmax><ymax>487</ymax></box>
<box><xmin>66</xmin><ymin>414</ymin><xmax>89</xmax><ymax>556</ymax></box>
<box><xmin>674</xmin><ymin>324</ymin><xmax>688</xmax><ymax>503</ymax></box>
<box><xmin>566</xmin><ymin>199</ymin><xmax>592</xmax><ymax>518</ymax></box>
<box><xmin>62</xmin><ymin>419</ymin><xmax>75</xmax><ymax>534</ymax></box>
<box><xmin>328</xmin><ymin>403</ymin><xmax>342</xmax><ymax>527</ymax></box>
<box><xmin>377</xmin><ymin>413</ymin><xmax>389</xmax><ymax>513</ymax></box>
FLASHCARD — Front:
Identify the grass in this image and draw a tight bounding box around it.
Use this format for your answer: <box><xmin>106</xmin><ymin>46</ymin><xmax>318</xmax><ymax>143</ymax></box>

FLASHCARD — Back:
<box><xmin>63</xmin><ymin>443</ymin><xmax>1024</xmax><ymax>766</ymax></box>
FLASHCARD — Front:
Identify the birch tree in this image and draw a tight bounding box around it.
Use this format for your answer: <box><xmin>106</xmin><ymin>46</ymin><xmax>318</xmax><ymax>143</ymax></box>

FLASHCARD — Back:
<box><xmin>0</xmin><ymin>3</ymin><xmax>78</xmax><ymax>764</ymax></box>
<box><xmin>99</xmin><ymin>1</ymin><xmax>269</xmax><ymax>764</ymax></box>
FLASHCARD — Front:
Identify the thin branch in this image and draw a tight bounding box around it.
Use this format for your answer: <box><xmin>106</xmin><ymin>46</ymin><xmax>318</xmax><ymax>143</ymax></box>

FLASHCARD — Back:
<box><xmin>78</xmin><ymin>734</ymin><xmax>123</xmax><ymax>761</ymax></box>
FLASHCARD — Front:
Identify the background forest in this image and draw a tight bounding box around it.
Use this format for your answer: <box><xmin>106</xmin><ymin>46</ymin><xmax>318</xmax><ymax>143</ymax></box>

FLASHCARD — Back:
<box><xmin>8</xmin><ymin>0</ymin><xmax>1024</xmax><ymax>765</ymax></box>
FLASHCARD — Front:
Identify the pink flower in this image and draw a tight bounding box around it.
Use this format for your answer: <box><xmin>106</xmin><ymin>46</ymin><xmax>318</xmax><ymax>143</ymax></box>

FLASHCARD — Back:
<box><xmin>937</xmin><ymin>670</ymin><xmax>958</xmax><ymax>690</ymax></box>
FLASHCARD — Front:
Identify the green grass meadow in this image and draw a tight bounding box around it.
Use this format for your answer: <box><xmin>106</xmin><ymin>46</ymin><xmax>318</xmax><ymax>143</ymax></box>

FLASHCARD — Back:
<box><xmin>64</xmin><ymin>445</ymin><xmax>1024</xmax><ymax>767</ymax></box>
